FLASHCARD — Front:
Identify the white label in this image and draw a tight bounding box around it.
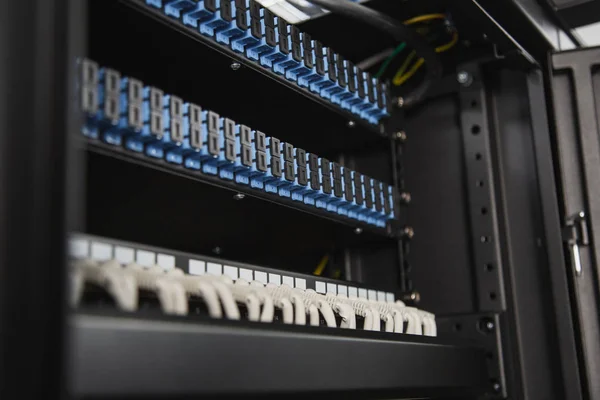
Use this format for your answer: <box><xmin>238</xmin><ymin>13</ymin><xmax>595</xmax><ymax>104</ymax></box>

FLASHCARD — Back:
<box><xmin>326</xmin><ymin>283</ymin><xmax>337</xmax><ymax>294</ymax></box>
<box><xmin>377</xmin><ymin>291</ymin><xmax>386</xmax><ymax>302</ymax></box>
<box><xmin>295</xmin><ymin>278</ymin><xmax>306</xmax><ymax>290</ymax></box>
<box><xmin>136</xmin><ymin>250</ymin><xmax>156</xmax><ymax>267</ymax></box>
<box><xmin>268</xmin><ymin>273</ymin><xmax>281</xmax><ymax>285</ymax></box>
<box><xmin>337</xmin><ymin>285</ymin><xmax>348</xmax><ymax>296</ymax></box>
<box><xmin>358</xmin><ymin>288</ymin><xmax>368</xmax><ymax>299</ymax></box>
<box><xmin>239</xmin><ymin>268</ymin><xmax>253</xmax><ymax>281</ymax></box>
<box><xmin>188</xmin><ymin>259</ymin><xmax>206</xmax><ymax>275</ymax></box>
<box><xmin>91</xmin><ymin>242</ymin><xmax>112</xmax><ymax>261</ymax></box>
<box><xmin>386</xmin><ymin>292</ymin><xmax>395</xmax><ymax>303</ymax></box>
<box><xmin>368</xmin><ymin>290</ymin><xmax>377</xmax><ymax>301</ymax></box>
<box><xmin>207</xmin><ymin>262</ymin><xmax>222</xmax><ymax>276</ymax></box>
<box><xmin>254</xmin><ymin>271</ymin><xmax>267</xmax><ymax>284</ymax></box>
<box><xmin>69</xmin><ymin>238</ymin><xmax>89</xmax><ymax>259</ymax></box>
<box><xmin>315</xmin><ymin>281</ymin><xmax>326</xmax><ymax>294</ymax></box>
<box><xmin>115</xmin><ymin>246</ymin><xmax>135</xmax><ymax>264</ymax></box>
<box><xmin>224</xmin><ymin>265</ymin><xmax>238</xmax><ymax>280</ymax></box>
<box><xmin>282</xmin><ymin>276</ymin><xmax>294</xmax><ymax>287</ymax></box>
<box><xmin>348</xmin><ymin>287</ymin><xmax>358</xmax><ymax>298</ymax></box>
<box><xmin>157</xmin><ymin>254</ymin><xmax>175</xmax><ymax>270</ymax></box>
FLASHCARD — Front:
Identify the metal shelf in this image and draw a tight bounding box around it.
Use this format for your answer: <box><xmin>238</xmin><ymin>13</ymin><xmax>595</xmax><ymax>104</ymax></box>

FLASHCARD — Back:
<box><xmin>71</xmin><ymin>312</ymin><xmax>489</xmax><ymax>398</ymax></box>
<box><xmin>84</xmin><ymin>140</ymin><xmax>399</xmax><ymax>239</ymax></box>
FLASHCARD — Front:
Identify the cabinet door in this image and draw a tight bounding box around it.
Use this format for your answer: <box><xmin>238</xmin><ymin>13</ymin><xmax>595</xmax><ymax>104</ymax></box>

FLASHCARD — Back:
<box><xmin>550</xmin><ymin>46</ymin><xmax>600</xmax><ymax>400</ymax></box>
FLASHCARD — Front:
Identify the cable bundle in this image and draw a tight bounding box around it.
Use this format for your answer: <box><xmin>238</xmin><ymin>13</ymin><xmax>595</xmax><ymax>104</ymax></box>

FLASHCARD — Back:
<box><xmin>303</xmin><ymin>0</ymin><xmax>452</xmax><ymax>107</ymax></box>
<box><xmin>71</xmin><ymin>257</ymin><xmax>437</xmax><ymax>336</ymax></box>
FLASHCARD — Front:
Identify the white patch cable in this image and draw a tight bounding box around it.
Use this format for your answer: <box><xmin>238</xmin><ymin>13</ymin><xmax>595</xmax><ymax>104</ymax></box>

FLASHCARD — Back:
<box><xmin>71</xmin><ymin>257</ymin><xmax>436</xmax><ymax>336</ymax></box>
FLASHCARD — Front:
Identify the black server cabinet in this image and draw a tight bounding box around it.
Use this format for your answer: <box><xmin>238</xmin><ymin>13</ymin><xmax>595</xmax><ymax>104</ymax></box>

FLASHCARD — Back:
<box><xmin>1</xmin><ymin>1</ymin><xmax>599</xmax><ymax>399</ymax></box>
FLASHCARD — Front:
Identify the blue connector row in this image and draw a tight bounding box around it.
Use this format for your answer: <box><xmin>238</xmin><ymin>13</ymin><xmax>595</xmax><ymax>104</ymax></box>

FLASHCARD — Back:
<box><xmin>79</xmin><ymin>59</ymin><xmax>397</xmax><ymax>227</ymax></box>
<box><xmin>142</xmin><ymin>0</ymin><xmax>390</xmax><ymax>126</ymax></box>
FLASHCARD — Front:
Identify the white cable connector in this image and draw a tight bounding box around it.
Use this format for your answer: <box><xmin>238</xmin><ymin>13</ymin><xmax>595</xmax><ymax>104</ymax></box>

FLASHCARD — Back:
<box><xmin>197</xmin><ymin>274</ymin><xmax>240</xmax><ymax>320</ymax></box>
<box><xmin>250</xmin><ymin>281</ymin><xmax>275</xmax><ymax>323</ymax></box>
<box><xmin>303</xmin><ymin>289</ymin><xmax>337</xmax><ymax>328</ymax></box>
<box><xmin>231</xmin><ymin>279</ymin><xmax>262</xmax><ymax>321</ymax></box>
<box><xmin>345</xmin><ymin>296</ymin><xmax>380</xmax><ymax>331</ymax></box>
<box><xmin>276</xmin><ymin>285</ymin><xmax>307</xmax><ymax>325</ymax></box>
<box><xmin>69</xmin><ymin>264</ymin><xmax>85</xmax><ymax>307</ymax></box>
<box><xmin>392</xmin><ymin>301</ymin><xmax>423</xmax><ymax>335</ymax></box>
<box><xmin>325</xmin><ymin>294</ymin><xmax>356</xmax><ymax>329</ymax></box>
<box><xmin>367</xmin><ymin>300</ymin><xmax>395</xmax><ymax>333</ymax></box>
<box><xmin>126</xmin><ymin>263</ymin><xmax>187</xmax><ymax>315</ymax></box>
<box><xmin>70</xmin><ymin>255</ymin><xmax>437</xmax><ymax>335</ymax></box>
<box><xmin>74</xmin><ymin>259</ymin><xmax>138</xmax><ymax>311</ymax></box>
<box><xmin>167</xmin><ymin>269</ymin><xmax>223</xmax><ymax>318</ymax></box>
<box><xmin>265</xmin><ymin>283</ymin><xmax>295</xmax><ymax>324</ymax></box>
<box><xmin>419</xmin><ymin>310</ymin><xmax>437</xmax><ymax>337</ymax></box>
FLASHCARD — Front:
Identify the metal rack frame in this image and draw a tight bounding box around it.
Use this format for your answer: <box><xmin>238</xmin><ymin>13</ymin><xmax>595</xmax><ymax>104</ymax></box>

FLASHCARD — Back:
<box><xmin>1</xmin><ymin>1</ymin><xmax>597</xmax><ymax>400</ymax></box>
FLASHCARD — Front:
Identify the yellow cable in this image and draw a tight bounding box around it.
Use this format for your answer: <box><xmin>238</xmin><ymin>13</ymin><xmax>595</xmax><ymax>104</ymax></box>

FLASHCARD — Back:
<box><xmin>393</xmin><ymin>31</ymin><xmax>459</xmax><ymax>86</ymax></box>
<box><xmin>403</xmin><ymin>13</ymin><xmax>446</xmax><ymax>25</ymax></box>
<box><xmin>435</xmin><ymin>31</ymin><xmax>460</xmax><ymax>53</ymax></box>
<box><xmin>393</xmin><ymin>59</ymin><xmax>425</xmax><ymax>86</ymax></box>
<box><xmin>396</xmin><ymin>50</ymin><xmax>417</xmax><ymax>79</ymax></box>
<box><xmin>313</xmin><ymin>254</ymin><xmax>329</xmax><ymax>276</ymax></box>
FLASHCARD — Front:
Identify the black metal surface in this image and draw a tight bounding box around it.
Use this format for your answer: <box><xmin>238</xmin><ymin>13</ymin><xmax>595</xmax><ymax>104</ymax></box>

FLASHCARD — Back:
<box><xmin>404</xmin><ymin>63</ymin><xmax>586</xmax><ymax>400</ymax></box>
<box><xmin>0</xmin><ymin>0</ymin><xmax>84</xmax><ymax>398</ymax></box>
<box><xmin>547</xmin><ymin>0</ymin><xmax>600</xmax><ymax>28</ymax></box>
<box><xmin>71</xmin><ymin>312</ymin><xmax>488</xmax><ymax>398</ymax></box>
<box><xmin>85</xmin><ymin>146</ymin><xmax>397</xmax><ymax>278</ymax></box>
<box><xmin>485</xmin><ymin>67</ymin><xmax>566</xmax><ymax>400</ymax></box>
<box><xmin>527</xmin><ymin>69</ymin><xmax>583</xmax><ymax>400</ymax></box>
<box><xmin>437</xmin><ymin>313</ymin><xmax>506</xmax><ymax>398</ymax></box>
<box><xmin>470</xmin><ymin>0</ymin><xmax>580</xmax><ymax>57</ymax></box>
<box><xmin>403</xmin><ymin>94</ymin><xmax>477</xmax><ymax>315</ymax></box>
<box><xmin>458</xmin><ymin>64</ymin><xmax>505</xmax><ymax>313</ymax></box>
<box><xmin>549</xmin><ymin>46</ymin><xmax>600</xmax><ymax>400</ymax></box>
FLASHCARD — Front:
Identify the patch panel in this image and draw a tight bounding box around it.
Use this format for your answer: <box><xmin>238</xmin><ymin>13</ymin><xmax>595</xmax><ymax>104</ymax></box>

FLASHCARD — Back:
<box><xmin>70</xmin><ymin>234</ymin><xmax>436</xmax><ymax>335</ymax></box>
<box><xmin>133</xmin><ymin>0</ymin><xmax>390</xmax><ymax>126</ymax></box>
<box><xmin>79</xmin><ymin>59</ymin><xmax>398</xmax><ymax>228</ymax></box>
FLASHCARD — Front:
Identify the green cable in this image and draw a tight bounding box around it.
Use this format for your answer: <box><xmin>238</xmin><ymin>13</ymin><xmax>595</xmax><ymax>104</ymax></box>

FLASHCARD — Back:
<box><xmin>374</xmin><ymin>42</ymin><xmax>406</xmax><ymax>78</ymax></box>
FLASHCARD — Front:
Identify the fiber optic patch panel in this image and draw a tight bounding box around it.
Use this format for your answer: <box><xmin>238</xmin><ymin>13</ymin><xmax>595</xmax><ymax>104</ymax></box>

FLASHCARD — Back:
<box><xmin>80</xmin><ymin>59</ymin><xmax>398</xmax><ymax>228</ymax></box>
<box><xmin>131</xmin><ymin>0</ymin><xmax>390</xmax><ymax>126</ymax></box>
<box><xmin>70</xmin><ymin>234</ymin><xmax>436</xmax><ymax>335</ymax></box>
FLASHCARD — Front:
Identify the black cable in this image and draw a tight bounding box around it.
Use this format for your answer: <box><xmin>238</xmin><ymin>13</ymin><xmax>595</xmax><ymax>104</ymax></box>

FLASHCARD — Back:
<box><xmin>302</xmin><ymin>0</ymin><xmax>442</xmax><ymax>107</ymax></box>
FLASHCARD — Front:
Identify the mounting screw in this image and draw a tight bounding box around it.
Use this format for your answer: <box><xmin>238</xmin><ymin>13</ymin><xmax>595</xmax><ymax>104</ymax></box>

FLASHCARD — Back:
<box><xmin>212</xmin><ymin>247</ymin><xmax>222</xmax><ymax>255</ymax></box>
<box><xmin>395</xmin><ymin>97</ymin><xmax>405</xmax><ymax>108</ymax></box>
<box><xmin>457</xmin><ymin>71</ymin><xmax>473</xmax><ymax>87</ymax></box>
<box><xmin>354</xmin><ymin>227</ymin><xmax>363</xmax><ymax>235</ymax></box>
<box><xmin>402</xmin><ymin>291</ymin><xmax>420</xmax><ymax>303</ymax></box>
<box><xmin>233</xmin><ymin>193</ymin><xmax>245</xmax><ymax>200</ymax></box>
<box><xmin>395</xmin><ymin>130</ymin><xmax>407</xmax><ymax>142</ymax></box>
<box><xmin>492</xmin><ymin>381</ymin><xmax>501</xmax><ymax>393</ymax></box>
<box><xmin>400</xmin><ymin>192</ymin><xmax>411</xmax><ymax>204</ymax></box>
<box><xmin>347</xmin><ymin>120</ymin><xmax>356</xmax><ymax>128</ymax></box>
<box><xmin>479</xmin><ymin>318</ymin><xmax>496</xmax><ymax>333</ymax></box>
<box><xmin>230</xmin><ymin>62</ymin><xmax>241</xmax><ymax>70</ymax></box>
<box><xmin>402</xmin><ymin>226</ymin><xmax>414</xmax><ymax>239</ymax></box>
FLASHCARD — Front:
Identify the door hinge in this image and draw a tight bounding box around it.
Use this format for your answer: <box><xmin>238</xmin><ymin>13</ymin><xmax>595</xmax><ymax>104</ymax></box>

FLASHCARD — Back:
<box><xmin>563</xmin><ymin>211</ymin><xmax>588</xmax><ymax>277</ymax></box>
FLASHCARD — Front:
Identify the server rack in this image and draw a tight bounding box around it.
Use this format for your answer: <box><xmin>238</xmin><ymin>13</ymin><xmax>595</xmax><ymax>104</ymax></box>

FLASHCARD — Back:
<box><xmin>0</xmin><ymin>1</ymin><xmax>598</xmax><ymax>399</ymax></box>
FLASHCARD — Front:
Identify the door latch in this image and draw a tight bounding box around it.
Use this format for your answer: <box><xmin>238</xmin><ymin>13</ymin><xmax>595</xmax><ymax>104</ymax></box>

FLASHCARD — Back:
<box><xmin>563</xmin><ymin>211</ymin><xmax>588</xmax><ymax>277</ymax></box>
